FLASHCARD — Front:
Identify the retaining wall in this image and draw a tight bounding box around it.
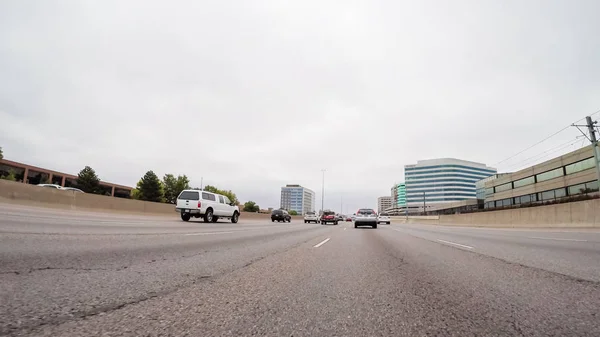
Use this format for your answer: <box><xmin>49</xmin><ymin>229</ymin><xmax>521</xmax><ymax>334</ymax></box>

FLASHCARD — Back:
<box><xmin>391</xmin><ymin>199</ymin><xmax>600</xmax><ymax>227</ymax></box>
<box><xmin>0</xmin><ymin>179</ymin><xmax>283</xmax><ymax>220</ymax></box>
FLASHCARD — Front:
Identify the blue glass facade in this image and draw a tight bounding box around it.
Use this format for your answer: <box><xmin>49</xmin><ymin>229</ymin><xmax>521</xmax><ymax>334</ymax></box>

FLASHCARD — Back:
<box><xmin>405</xmin><ymin>159</ymin><xmax>496</xmax><ymax>211</ymax></box>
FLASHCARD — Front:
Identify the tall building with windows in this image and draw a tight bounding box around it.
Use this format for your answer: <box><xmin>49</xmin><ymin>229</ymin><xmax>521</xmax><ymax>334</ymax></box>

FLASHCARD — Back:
<box><xmin>405</xmin><ymin>158</ymin><xmax>497</xmax><ymax>213</ymax></box>
<box><xmin>280</xmin><ymin>184</ymin><xmax>315</xmax><ymax>215</ymax></box>
<box><xmin>397</xmin><ymin>183</ymin><xmax>407</xmax><ymax>207</ymax></box>
<box><xmin>377</xmin><ymin>196</ymin><xmax>392</xmax><ymax>213</ymax></box>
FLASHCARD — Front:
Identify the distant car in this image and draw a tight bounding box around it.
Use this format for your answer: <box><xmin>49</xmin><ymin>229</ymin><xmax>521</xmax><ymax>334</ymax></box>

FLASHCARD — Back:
<box><xmin>377</xmin><ymin>213</ymin><xmax>391</xmax><ymax>225</ymax></box>
<box><xmin>37</xmin><ymin>184</ymin><xmax>63</xmax><ymax>189</ymax></box>
<box><xmin>176</xmin><ymin>190</ymin><xmax>240</xmax><ymax>223</ymax></box>
<box><xmin>271</xmin><ymin>209</ymin><xmax>291</xmax><ymax>223</ymax></box>
<box><xmin>354</xmin><ymin>208</ymin><xmax>378</xmax><ymax>229</ymax></box>
<box><xmin>321</xmin><ymin>210</ymin><xmax>338</xmax><ymax>225</ymax></box>
<box><xmin>63</xmin><ymin>187</ymin><xmax>85</xmax><ymax>193</ymax></box>
<box><xmin>304</xmin><ymin>211</ymin><xmax>319</xmax><ymax>223</ymax></box>
<box><xmin>346</xmin><ymin>216</ymin><xmax>352</xmax><ymax>221</ymax></box>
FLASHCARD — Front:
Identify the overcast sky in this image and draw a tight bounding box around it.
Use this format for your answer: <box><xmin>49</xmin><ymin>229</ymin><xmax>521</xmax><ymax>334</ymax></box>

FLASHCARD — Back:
<box><xmin>1</xmin><ymin>0</ymin><xmax>599</xmax><ymax>212</ymax></box>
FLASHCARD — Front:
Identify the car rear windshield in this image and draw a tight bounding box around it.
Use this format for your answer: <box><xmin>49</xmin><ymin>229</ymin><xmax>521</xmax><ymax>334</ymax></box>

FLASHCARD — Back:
<box><xmin>380</xmin><ymin>213</ymin><xmax>389</xmax><ymax>216</ymax></box>
<box><xmin>323</xmin><ymin>211</ymin><xmax>335</xmax><ymax>215</ymax></box>
<box><xmin>272</xmin><ymin>210</ymin><xmax>283</xmax><ymax>215</ymax></box>
<box><xmin>306</xmin><ymin>212</ymin><xmax>315</xmax><ymax>215</ymax></box>
<box><xmin>178</xmin><ymin>191</ymin><xmax>199</xmax><ymax>200</ymax></box>
<box><xmin>358</xmin><ymin>209</ymin><xmax>374</xmax><ymax>215</ymax></box>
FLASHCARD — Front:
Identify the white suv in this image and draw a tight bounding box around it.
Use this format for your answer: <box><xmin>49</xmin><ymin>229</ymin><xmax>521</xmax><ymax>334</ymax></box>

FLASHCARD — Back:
<box><xmin>377</xmin><ymin>212</ymin><xmax>391</xmax><ymax>225</ymax></box>
<box><xmin>176</xmin><ymin>190</ymin><xmax>240</xmax><ymax>223</ymax></box>
<box><xmin>304</xmin><ymin>211</ymin><xmax>319</xmax><ymax>223</ymax></box>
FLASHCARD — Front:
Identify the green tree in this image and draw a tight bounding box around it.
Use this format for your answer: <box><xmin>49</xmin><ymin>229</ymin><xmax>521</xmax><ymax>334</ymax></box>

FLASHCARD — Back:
<box><xmin>243</xmin><ymin>201</ymin><xmax>260</xmax><ymax>212</ymax></box>
<box><xmin>1</xmin><ymin>169</ymin><xmax>16</xmax><ymax>181</ymax></box>
<box><xmin>289</xmin><ymin>210</ymin><xmax>298</xmax><ymax>216</ymax></box>
<box><xmin>203</xmin><ymin>185</ymin><xmax>239</xmax><ymax>204</ymax></box>
<box><xmin>137</xmin><ymin>171</ymin><xmax>164</xmax><ymax>202</ymax></box>
<box><xmin>0</xmin><ymin>146</ymin><xmax>3</xmax><ymax>160</ymax></box>
<box><xmin>163</xmin><ymin>174</ymin><xmax>190</xmax><ymax>203</ymax></box>
<box><xmin>77</xmin><ymin>166</ymin><xmax>101</xmax><ymax>194</ymax></box>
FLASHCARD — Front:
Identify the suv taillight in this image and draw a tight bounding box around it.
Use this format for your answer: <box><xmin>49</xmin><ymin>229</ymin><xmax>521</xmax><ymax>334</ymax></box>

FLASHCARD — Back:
<box><xmin>198</xmin><ymin>201</ymin><xmax>202</xmax><ymax>208</ymax></box>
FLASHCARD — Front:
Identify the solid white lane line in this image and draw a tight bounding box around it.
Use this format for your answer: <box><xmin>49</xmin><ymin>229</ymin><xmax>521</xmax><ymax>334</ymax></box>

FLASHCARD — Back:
<box><xmin>436</xmin><ymin>239</ymin><xmax>474</xmax><ymax>249</ymax></box>
<box><xmin>344</xmin><ymin>228</ymin><xmax>347</xmax><ymax>231</ymax></box>
<box><xmin>528</xmin><ymin>236</ymin><xmax>588</xmax><ymax>242</ymax></box>
<box><xmin>184</xmin><ymin>231</ymin><xmax>235</xmax><ymax>236</ymax></box>
<box><xmin>314</xmin><ymin>238</ymin><xmax>331</xmax><ymax>248</ymax></box>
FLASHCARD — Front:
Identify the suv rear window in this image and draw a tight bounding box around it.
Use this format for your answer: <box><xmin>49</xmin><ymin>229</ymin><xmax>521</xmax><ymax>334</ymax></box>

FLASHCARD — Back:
<box><xmin>178</xmin><ymin>191</ymin><xmax>199</xmax><ymax>200</ymax></box>
<box><xmin>272</xmin><ymin>210</ymin><xmax>283</xmax><ymax>215</ymax></box>
<box><xmin>357</xmin><ymin>209</ymin><xmax>374</xmax><ymax>215</ymax></box>
<box><xmin>323</xmin><ymin>211</ymin><xmax>335</xmax><ymax>215</ymax></box>
<box><xmin>379</xmin><ymin>213</ymin><xmax>389</xmax><ymax>216</ymax></box>
<box><xmin>306</xmin><ymin>212</ymin><xmax>315</xmax><ymax>215</ymax></box>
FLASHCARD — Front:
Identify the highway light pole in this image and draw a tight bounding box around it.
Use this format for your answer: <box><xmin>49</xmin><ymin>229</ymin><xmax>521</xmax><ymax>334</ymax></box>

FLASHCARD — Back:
<box><xmin>573</xmin><ymin>116</ymin><xmax>600</xmax><ymax>188</ymax></box>
<box><xmin>321</xmin><ymin>169</ymin><xmax>326</xmax><ymax>213</ymax></box>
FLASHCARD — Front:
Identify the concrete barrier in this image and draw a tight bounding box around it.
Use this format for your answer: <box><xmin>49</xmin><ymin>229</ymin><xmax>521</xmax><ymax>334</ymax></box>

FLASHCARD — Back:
<box><xmin>0</xmin><ymin>179</ymin><xmax>300</xmax><ymax>220</ymax></box>
<box><xmin>391</xmin><ymin>199</ymin><xmax>600</xmax><ymax>228</ymax></box>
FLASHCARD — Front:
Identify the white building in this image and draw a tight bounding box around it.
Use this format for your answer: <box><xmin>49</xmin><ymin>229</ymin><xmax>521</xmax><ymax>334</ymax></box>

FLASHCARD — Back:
<box><xmin>404</xmin><ymin>158</ymin><xmax>497</xmax><ymax>213</ymax></box>
<box><xmin>280</xmin><ymin>184</ymin><xmax>315</xmax><ymax>215</ymax></box>
<box><xmin>377</xmin><ymin>196</ymin><xmax>392</xmax><ymax>213</ymax></box>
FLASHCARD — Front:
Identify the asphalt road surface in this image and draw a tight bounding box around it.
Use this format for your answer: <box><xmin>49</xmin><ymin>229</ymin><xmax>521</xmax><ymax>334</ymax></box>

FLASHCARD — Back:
<box><xmin>1</xmin><ymin>204</ymin><xmax>599</xmax><ymax>336</ymax></box>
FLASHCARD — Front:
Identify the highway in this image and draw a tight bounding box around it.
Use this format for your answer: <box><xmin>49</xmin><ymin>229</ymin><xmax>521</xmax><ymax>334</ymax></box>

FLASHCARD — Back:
<box><xmin>1</xmin><ymin>204</ymin><xmax>599</xmax><ymax>336</ymax></box>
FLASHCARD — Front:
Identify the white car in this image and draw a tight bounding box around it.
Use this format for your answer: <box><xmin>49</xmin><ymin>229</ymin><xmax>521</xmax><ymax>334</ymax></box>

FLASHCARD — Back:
<box><xmin>304</xmin><ymin>211</ymin><xmax>319</xmax><ymax>223</ymax></box>
<box><xmin>37</xmin><ymin>184</ymin><xmax>64</xmax><ymax>189</ymax></box>
<box><xmin>377</xmin><ymin>213</ymin><xmax>391</xmax><ymax>225</ymax></box>
<box><xmin>176</xmin><ymin>190</ymin><xmax>240</xmax><ymax>223</ymax></box>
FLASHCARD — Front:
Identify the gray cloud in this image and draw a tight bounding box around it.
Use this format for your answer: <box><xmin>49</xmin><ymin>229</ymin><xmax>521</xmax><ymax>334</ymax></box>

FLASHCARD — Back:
<box><xmin>1</xmin><ymin>0</ymin><xmax>599</xmax><ymax>211</ymax></box>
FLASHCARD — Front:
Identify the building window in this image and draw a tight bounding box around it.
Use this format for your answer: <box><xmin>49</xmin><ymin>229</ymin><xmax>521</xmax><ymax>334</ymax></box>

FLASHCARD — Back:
<box><xmin>536</xmin><ymin>167</ymin><xmax>563</xmax><ymax>182</ymax></box>
<box><xmin>513</xmin><ymin>176</ymin><xmax>535</xmax><ymax>188</ymax></box>
<box><xmin>520</xmin><ymin>194</ymin><xmax>531</xmax><ymax>204</ymax></box>
<box><xmin>485</xmin><ymin>188</ymin><xmax>494</xmax><ymax>196</ymax></box>
<box><xmin>540</xmin><ymin>190</ymin><xmax>555</xmax><ymax>201</ymax></box>
<box><xmin>495</xmin><ymin>200</ymin><xmax>503</xmax><ymax>207</ymax></box>
<box><xmin>494</xmin><ymin>183</ymin><xmax>512</xmax><ymax>193</ymax></box>
<box><xmin>502</xmin><ymin>198</ymin><xmax>512</xmax><ymax>207</ymax></box>
<box><xmin>586</xmin><ymin>180</ymin><xmax>599</xmax><ymax>192</ymax></box>
<box><xmin>568</xmin><ymin>183</ymin><xmax>587</xmax><ymax>196</ymax></box>
<box><xmin>554</xmin><ymin>188</ymin><xmax>566</xmax><ymax>199</ymax></box>
<box><xmin>565</xmin><ymin>157</ymin><xmax>595</xmax><ymax>175</ymax></box>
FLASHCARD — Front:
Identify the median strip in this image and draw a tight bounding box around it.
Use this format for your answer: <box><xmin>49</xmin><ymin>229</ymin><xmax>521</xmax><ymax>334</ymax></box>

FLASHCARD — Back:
<box><xmin>314</xmin><ymin>238</ymin><xmax>331</xmax><ymax>248</ymax></box>
<box><xmin>436</xmin><ymin>239</ymin><xmax>474</xmax><ymax>249</ymax></box>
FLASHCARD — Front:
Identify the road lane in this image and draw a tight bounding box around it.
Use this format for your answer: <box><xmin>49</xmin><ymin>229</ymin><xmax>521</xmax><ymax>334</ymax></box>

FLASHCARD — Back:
<box><xmin>1</xmin><ymin>206</ymin><xmax>599</xmax><ymax>336</ymax></box>
<box><xmin>0</xmin><ymin>205</ymin><xmax>339</xmax><ymax>335</ymax></box>
<box><xmin>387</xmin><ymin>223</ymin><xmax>600</xmax><ymax>282</ymax></box>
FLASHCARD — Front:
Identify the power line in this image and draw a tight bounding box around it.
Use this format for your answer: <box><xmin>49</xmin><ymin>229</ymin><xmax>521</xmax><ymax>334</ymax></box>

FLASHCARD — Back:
<box><xmin>495</xmin><ymin>109</ymin><xmax>600</xmax><ymax>166</ymax></box>
<box><xmin>500</xmin><ymin>136</ymin><xmax>584</xmax><ymax>172</ymax></box>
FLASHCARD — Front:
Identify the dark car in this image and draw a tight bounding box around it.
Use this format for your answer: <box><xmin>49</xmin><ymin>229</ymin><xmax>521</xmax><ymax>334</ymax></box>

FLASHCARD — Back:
<box><xmin>321</xmin><ymin>210</ymin><xmax>338</xmax><ymax>225</ymax></box>
<box><xmin>271</xmin><ymin>209</ymin><xmax>291</xmax><ymax>223</ymax></box>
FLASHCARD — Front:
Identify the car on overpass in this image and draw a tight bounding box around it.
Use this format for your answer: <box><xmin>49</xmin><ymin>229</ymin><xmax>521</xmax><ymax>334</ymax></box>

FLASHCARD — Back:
<box><xmin>176</xmin><ymin>190</ymin><xmax>240</xmax><ymax>223</ymax></box>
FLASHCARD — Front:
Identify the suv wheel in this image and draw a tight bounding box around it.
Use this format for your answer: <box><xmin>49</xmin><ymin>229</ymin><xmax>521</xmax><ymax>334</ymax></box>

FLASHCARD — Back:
<box><xmin>231</xmin><ymin>212</ymin><xmax>239</xmax><ymax>223</ymax></box>
<box><xmin>181</xmin><ymin>213</ymin><xmax>191</xmax><ymax>222</ymax></box>
<box><xmin>203</xmin><ymin>209</ymin><xmax>213</xmax><ymax>223</ymax></box>
<box><xmin>372</xmin><ymin>223</ymin><xmax>378</xmax><ymax>229</ymax></box>
<box><xmin>211</xmin><ymin>216</ymin><xmax>219</xmax><ymax>223</ymax></box>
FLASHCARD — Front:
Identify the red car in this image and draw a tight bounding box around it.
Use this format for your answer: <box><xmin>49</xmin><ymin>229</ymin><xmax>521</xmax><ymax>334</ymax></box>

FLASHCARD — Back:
<box><xmin>320</xmin><ymin>210</ymin><xmax>338</xmax><ymax>225</ymax></box>
<box><xmin>346</xmin><ymin>217</ymin><xmax>352</xmax><ymax>222</ymax></box>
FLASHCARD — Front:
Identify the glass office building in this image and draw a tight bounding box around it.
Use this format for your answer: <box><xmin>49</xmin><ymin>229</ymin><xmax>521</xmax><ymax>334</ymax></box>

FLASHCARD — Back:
<box><xmin>405</xmin><ymin>158</ymin><xmax>497</xmax><ymax>213</ymax></box>
<box><xmin>280</xmin><ymin>184</ymin><xmax>315</xmax><ymax>215</ymax></box>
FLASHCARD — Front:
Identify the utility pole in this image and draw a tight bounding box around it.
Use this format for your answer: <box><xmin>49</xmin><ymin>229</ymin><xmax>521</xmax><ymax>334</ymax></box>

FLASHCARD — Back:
<box><xmin>574</xmin><ymin>116</ymin><xmax>600</xmax><ymax>187</ymax></box>
<box><xmin>585</xmin><ymin>116</ymin><xmax>600</xmax><ymax>186</ymax></box>
<box><xmin>321</xmin><ymin>169</ymin><xmax>326</xmax><ymax>213</ymax></box>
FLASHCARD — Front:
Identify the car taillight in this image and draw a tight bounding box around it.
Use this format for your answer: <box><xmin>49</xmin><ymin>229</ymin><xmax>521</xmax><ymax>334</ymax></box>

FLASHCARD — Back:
<box><xmin>198</xmin><ymin>201</ymin><xmax>202</xmax><ymax>208</ymax></box>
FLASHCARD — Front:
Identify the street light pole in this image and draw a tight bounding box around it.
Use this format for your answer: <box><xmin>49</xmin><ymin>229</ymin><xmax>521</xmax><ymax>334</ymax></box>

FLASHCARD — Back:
<box><xmin>321</xmin><ymin>169</ymin><xmax>326</xmax><ymax>213</ymax></box>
